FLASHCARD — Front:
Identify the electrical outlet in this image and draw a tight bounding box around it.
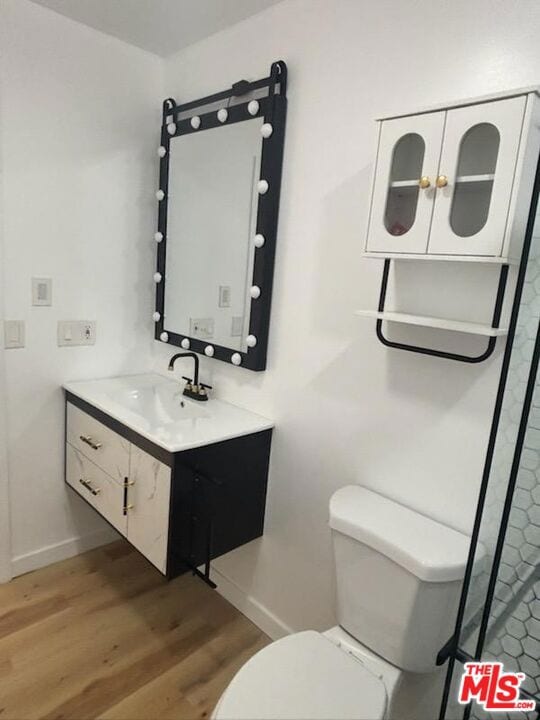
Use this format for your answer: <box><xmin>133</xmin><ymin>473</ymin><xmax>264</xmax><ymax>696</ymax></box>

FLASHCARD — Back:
<box><xmin>57</xmin><ymin>321</ymin><xmax>96</xmax><ymax>346</ymax></box>
<box><xmin>190</xmin><ymin>317</ymin><xmax>214</xmax><ymax>339</ymax></box>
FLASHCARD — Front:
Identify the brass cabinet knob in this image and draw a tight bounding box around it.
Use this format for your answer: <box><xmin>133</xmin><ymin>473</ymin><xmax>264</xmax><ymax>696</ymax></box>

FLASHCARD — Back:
<box><xmin>418</xmin><ymin>176</ymin><xmax>431</xmax><ymax>189</ymax></box>
<box><xmin>436</xmin><ymin>174</ymin><xmax>448</xmax><ymax>188</ymax></box>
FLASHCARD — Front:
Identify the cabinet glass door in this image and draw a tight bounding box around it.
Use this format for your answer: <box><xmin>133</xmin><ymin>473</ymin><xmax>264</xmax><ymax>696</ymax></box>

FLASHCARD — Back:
<box><xmin>428</xmin><ymin>96</ymin><xmax>526</xmax><ymax>257</ymax></box>
<box><xmin>366</xmin><ymin>112</ymin><xmax>445</xmax><ymax>254</ymax></box>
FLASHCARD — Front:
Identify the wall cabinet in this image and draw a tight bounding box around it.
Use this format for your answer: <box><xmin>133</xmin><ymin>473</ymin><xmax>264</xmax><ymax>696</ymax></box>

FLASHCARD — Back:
<box><xmin>65</xmin><ymin>394</ymin><xmax>271</xmax><ymax>579</ymax></box>
<box><xmin>365</xmin><ymin>90</ymin><xmax>540</xmax><ymax>261</ymax></box>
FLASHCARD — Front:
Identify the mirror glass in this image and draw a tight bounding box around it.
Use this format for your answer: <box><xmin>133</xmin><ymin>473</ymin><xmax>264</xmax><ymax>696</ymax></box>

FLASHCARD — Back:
<box><xmin>164</xmin><ymin>117</ymin><xmax>263</xmax><ymax>352</ymax></box>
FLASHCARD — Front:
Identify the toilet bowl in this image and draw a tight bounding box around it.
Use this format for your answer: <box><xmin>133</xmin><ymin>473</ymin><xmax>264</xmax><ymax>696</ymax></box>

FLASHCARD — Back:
<box><xmin>212</xmin><ymin>630</ymin><xmax>388</xmax><ymax>720</ymax></box>
<box><xmin>212</xmin><ymin>486</ymin><xmax>481</xmax><ymax>720</ymax></box>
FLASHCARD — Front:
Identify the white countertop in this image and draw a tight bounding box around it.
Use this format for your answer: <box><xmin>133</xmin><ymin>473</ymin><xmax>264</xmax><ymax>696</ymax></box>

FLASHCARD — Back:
<box><xmin>63</xmin><ymin>373</ymin><xmax>273</xmax><ymax>453</ymax></box>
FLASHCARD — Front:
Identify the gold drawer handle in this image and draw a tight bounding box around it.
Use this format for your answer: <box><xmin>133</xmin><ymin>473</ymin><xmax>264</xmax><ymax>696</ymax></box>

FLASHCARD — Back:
<box><xmin>123</xmin><ymin>504</ymin><xmax>134</xmax><ymax>512</ymax></box>
<box><xmin>80</xmin><ymin>434</ymin><xmax>102</xmax><ymax>451</ymax></box>
<box><xmin>418</xmin><ymin>176</ymin><xmax>431</xmax><ymax>189</ymax></box>
<box><xmin>436</xmin><ymin>174</ymin><xmax>448</xmax><ymax>188</ymax></box>
<box><xmin>79</xmin><ymin>478</ymin><xmax>101</xmax><ymax>496</ymax></box>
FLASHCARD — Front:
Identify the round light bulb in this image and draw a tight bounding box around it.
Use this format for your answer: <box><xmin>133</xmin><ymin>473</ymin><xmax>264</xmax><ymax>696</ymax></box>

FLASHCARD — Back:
<box><xmin>167</xmin><ymin>123</ymin><xmax>176</xmax><ymax>135</ymax></box>
<box><xmin>250</xmin><ymin>285</ymin><xmax>261</xmax><ymax>299</ymax></box>
<box><xmin>257</xmin><ymin>180</ymin><xmax>269</xmax><ymax>195</ymax></box>
<box><xmin>248</xmin><ymin>100</ymin><xmax>259</xmax><ymax>116</ymax></box>
<box><xmin>154</xmin><ymin>272</ymin><xmax>162</xmax><ymax>283</ymax></box>
<box><xmin>158</xmin><ymin>146</ymin><xmax>167</xmax><ymax>157</ymax></box>
<box><xmin>205</xmin><ymin>345</ymin><xmax>215</xmax><ymax>357</ymax></box>
<box><xmin>246</xmin><ymin>335</ymin><xmax>257</xmax><ymax>348</ymax></box>
<box><xmin>153</xmin><ymin>311</ymin><xmax>161</xmax><ymax>322</ymax></box>
<box><xmin>261</xmin><ymin>123</ymin><xmax>273</xmax><ymax>138</ymax></box>
<box><xmin>181</xmin><ymin>338</ymin><xmax>190</xmax><ymax>350</ymax></box>
<box><xmin>156</xmin><ymin>189</ymin><xmax>165</xmax><ymax>201</ymax></box>
<box><xmin>254</xmin><ymin>234</ymin><xmax>265</xmax><ymax>248</ymax></box>
<box><xmin>154</xmin><ymin>231</ymin><xmax>163</xmax><ymax>242</ymax></box>
<box><xmin>217</xmin><ymin>108</ymin><xmax>228</xmax><ymax>123</ymax></box>
<box><xmin>231</xmin><ymin>353</ymin><xmax>242</xmax><ymax>366</ymax></box>
<box><xmin>160</xmin><ymin>332</ymin><xmax>169</xmax><ymax>342</ymax></box>
<box><xmin>191</xmin><ymin>116</ymin><xmax>201</xmax><ymax>129</ymax></box>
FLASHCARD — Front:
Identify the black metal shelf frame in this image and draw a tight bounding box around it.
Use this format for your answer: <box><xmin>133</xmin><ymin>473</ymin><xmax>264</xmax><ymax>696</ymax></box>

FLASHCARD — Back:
<box><xmin>154</xmin><ymin>61</ymin><xmax>288</xmax><ymax>371</ymax></box>
<box><xmin>437</xmin><ymin>150</ymin><xmax>540</xmax><ymax>719</ymax></box>
<box><xmin>376</xmin><ymin>259</ymin><xmax>509</xmax><ymax>363</ymax></box>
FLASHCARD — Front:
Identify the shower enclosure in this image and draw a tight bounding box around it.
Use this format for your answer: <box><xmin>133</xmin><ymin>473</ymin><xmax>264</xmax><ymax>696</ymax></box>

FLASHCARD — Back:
<box><xmin>439</xmin><ymin>158</ymin><xmax>540</xmax><ymax>720</ymax></box>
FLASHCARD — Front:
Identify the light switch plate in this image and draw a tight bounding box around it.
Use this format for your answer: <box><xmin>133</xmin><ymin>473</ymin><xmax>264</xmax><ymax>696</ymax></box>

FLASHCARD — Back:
<box><xmin>4</xmin><ymin>320</ymin><xmax>25</xmax><ymax>349</ymax></box>
<box><xmin>231</xmin><ymin>316</ymin><xmax>243</xmax><ymax>337</ymax></box>
<box><xmin>32</xmin><ymin>277</ymin><xmax>52</xmax><ymax>306</ymax></box>
<box><xmin>57</xmin><ymin>321</ymin><xmax>96</xmax><ymax>346</ymax></box>
<box><xmin>219</xmin><ymin>286</ymin><xmax>231</xmax><ymax>308</ymax></box>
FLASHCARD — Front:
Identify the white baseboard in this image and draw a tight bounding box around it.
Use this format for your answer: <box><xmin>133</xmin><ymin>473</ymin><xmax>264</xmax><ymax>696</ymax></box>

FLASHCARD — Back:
<box><xmin>11</xmin><ymin>526</ymin><xmax>119</xmax><ymax>577</ymax></box>
<box><xmin>209</xmin><ymin>565</ymin><xmax>294</xmax><ymax>641</ymax></box>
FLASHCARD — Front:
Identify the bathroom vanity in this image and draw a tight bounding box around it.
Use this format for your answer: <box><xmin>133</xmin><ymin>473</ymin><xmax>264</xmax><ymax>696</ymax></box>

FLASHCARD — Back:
<box><xmin>63</xmin><ymin>374</ymin><xmax>273</xmax><ymax>583</ymax></box>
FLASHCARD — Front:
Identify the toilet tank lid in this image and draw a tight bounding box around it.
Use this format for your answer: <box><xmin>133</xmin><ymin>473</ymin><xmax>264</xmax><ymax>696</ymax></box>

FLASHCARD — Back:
<box><xmin>329</xmin><ymin>486</ymin><xmax>478</xmax><ymax>583</ymax></box>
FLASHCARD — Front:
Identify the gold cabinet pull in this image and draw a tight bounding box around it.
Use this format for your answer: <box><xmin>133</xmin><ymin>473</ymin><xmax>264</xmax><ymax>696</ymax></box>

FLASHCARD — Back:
<box><xmin>418</xmin><ymin>176</ymin><xmax>431</xmax><ymax>189</ymax></box>
<box><xmin>123</xmin><ymin>504</ymin><xmax>134</xmax><ymax>512</ymax></box>
<box><xmin>436</xmin><ymin>174</ymin><xmax>448</xmax><ymax>188</ymax></box>
<box><xmin>79</xmin><ymin>434</ymin><xmax>102</xmax><ymax>451</ymax></box>
<box><xmin>79</xmin><ymin>478</ymin><xmax>101</xmax><ymax>496</ymax></box>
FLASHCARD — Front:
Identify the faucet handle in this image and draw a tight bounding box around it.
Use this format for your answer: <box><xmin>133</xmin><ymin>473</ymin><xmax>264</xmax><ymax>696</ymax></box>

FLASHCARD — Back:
<box><xmin>200</xmin><ymin>382</ymin><xmax>212</xmax><ymax>390</ymax></box>
<box><xmin>182</xmin><ymin>376</ymin><xmax>193</xmax><ymax>386</ymax></box>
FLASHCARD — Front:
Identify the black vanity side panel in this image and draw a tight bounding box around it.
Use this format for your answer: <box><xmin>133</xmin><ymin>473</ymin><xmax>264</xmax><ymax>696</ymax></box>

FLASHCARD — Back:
<box><xmin>167</xmin><ymin>429</ymin><xmax>272</xmax><ymax>578</ymax></box>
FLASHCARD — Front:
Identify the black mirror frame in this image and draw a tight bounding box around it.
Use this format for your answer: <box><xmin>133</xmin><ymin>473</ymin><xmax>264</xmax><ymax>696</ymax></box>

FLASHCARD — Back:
<box><xmin>154</xmin><ymin>61</ymin><xmax>287</xmax><ymax>371</ymax></box>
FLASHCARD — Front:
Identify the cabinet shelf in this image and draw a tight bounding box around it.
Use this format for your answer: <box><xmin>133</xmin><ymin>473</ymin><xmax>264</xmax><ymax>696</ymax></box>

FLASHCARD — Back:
<box><xmin>389</xmin><ymin>174</ymin><xmax>495</xmax><ymax>190</ymax></box>
<box><xmin>362</xmin><ymin>251</ymin><xmax>514</xmax><ymax>264</ymax></box>
<box><xmin>455</xmin><ymin>174</ymin><xmax>495</xmax><ymax>183</ymax></box>
<box><xmin>389</xmin><ymin>179</ymin><xmax>419</xmax><ymax>188</ymax></box>
<box><xmin>354</xmin><ymin>310</ymin><xmax>508</xmax><ymax>337</ymax></box>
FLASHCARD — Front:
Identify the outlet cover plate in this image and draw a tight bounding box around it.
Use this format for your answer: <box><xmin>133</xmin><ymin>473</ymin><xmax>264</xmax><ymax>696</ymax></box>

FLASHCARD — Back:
<box><xmin>57</xmin><ymin>320</ymin><xmax>96</xmax><ymax>347</ymax></box>
<box><xmin>4</xmin><ymin>320</ymin><xmax>25</xmax><ymax>349</ymax></box>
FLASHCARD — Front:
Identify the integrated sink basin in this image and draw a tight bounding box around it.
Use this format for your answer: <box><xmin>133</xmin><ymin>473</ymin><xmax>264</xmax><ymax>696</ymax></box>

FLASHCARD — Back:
<box><xmin>63</xmin><ymin>373</ymin><xmax>273</xmax><ymax>452</ymax></box>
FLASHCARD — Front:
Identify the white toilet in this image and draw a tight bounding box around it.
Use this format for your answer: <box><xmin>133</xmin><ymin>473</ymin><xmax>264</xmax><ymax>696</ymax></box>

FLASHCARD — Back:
<box><xmin>212</xmin><ymin>485</ymin><xmax>483</xmax><ymax>720</ymax></box>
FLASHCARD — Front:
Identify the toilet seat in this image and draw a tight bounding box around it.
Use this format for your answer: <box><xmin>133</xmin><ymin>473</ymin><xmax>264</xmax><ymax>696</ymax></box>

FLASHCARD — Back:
<box><xmin>212</xmin><ymin>630</ymin><xmax>387</xmax><ymax>720</ymax></box>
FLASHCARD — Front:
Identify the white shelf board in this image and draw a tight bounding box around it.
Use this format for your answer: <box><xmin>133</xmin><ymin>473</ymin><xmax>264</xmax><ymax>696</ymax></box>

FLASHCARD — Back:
<box><xmin>362</xmin><ymin>251</ymin><xmax>515</xmax><ymax>264</ymax></box>
<box><xmin>456</xmin><ymin>174</ymin><xmax>495</xmax><ymax>183</ymax></box>
<box><xmin>389</xmin><ymin>179</ymin><xmax>418</xmax><ymax>188</ymax></box>
<box><xmin>354</xmin><ymin>310</ymin><xmax>508</xmax><ymax>337</ymax></box>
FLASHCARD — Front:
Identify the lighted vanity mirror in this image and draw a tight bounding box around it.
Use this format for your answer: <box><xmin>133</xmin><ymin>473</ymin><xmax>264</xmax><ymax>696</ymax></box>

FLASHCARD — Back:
<box><xmin>154</xmin><ymin>61</ymin><xmax>287</xmax><ymax>371</ymax></box>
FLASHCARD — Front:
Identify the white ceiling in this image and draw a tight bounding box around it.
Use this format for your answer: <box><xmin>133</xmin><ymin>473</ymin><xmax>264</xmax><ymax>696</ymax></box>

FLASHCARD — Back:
<box><xmin>30</xmin><ymin>0</ymin><xmax>283</xmax><ymax>57</ymax></box>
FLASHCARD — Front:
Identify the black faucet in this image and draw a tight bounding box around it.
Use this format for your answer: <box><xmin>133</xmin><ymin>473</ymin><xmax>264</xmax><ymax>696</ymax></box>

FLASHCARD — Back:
<box><xmin>168</xmin><ymin>353</ymin><xmax>212</xmax><ymax>401</ymax></box>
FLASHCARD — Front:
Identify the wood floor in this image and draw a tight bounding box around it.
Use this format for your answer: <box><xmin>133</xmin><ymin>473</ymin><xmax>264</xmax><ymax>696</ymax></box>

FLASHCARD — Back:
<box><xmin>0</xmin><ymin>541</ymin><xmax>269</xmax><ymax>719</ymax></box>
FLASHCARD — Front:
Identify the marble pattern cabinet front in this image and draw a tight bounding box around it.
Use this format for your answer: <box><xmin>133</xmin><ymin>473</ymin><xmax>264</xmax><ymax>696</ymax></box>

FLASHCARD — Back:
<box><xmin>64</xmin><ymin>393</ymin><xmax>272</xmax><ymax>581</ymax></box>
<box><xmin>128</xmin><ymin>446</ymin><xmax>171</xmax><ymax>574</ymax></box>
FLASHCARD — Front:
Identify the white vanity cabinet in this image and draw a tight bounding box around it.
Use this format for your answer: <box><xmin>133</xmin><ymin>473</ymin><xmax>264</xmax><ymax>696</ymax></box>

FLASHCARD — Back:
<box><xmin>64</xmin><ymin>380</ymin><xmax>272</xmax><ymax>581</ymax></box>
<box><xmin>365</xmin><ymin>90</ymin><xmax>540</xmax><ymax>261</ymax></box>
<box><xmin>66</xmin><ymin>404</ymin><xmax>171</xmax><ymax>573</ymax></box>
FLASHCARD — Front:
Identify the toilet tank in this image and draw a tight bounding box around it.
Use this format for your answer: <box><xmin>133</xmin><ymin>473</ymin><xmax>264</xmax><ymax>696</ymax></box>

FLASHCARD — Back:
<box><xmin>329</xmin><ymin>486</ymin><xmax>479</xmax><ymax>674</ymax></box>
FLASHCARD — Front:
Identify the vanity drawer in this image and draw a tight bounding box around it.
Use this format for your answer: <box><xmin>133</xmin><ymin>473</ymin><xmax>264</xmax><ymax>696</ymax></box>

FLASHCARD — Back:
<box><xmin>66</xmin><ymin>402</ymin><xmax>130</xmax><ymax>484</ymax></box>
<box><xmin>66</xmin><ymin>443</ymin><xmax>127</xmax><ymax>536</ymax></box>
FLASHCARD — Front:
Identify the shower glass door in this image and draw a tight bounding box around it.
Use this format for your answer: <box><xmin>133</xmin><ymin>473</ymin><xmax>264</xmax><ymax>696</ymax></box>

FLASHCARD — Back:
<box><xmin>441</xmin><ymin>163</ymin><xmax>540</xmax><ymax>720</ymax></box>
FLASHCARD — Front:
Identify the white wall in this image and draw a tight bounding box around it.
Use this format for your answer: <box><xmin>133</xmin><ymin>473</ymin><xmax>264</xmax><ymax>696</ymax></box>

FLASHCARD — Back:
<box><xmin>154</xmin><ymin>0</ymin><xmax>540</xmax><ymax>635</ymax></box>
<box><xmin>0</xmin><ymin>125</ymin><xmax>11</xmax><ymax>582</ymax></box>
<box><xmin>0</xmin><ymin>0</ymin><xmax>162</xmax><ymax>576</ymax></box>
